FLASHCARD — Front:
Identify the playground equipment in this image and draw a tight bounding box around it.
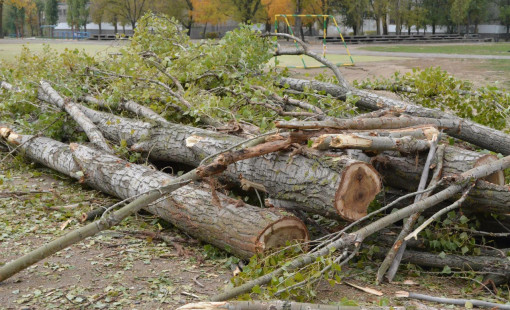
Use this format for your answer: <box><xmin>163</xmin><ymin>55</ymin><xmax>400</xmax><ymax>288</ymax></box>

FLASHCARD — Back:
<box><xmin>274</xmin><ymin>14</ymin><xmax>354</xmax><ymax>68</ymax></box>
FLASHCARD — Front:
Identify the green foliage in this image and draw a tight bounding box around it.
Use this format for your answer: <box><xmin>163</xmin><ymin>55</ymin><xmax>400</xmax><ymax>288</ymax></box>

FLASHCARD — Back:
<box><xmin>420</xmin><ymin>211</ymin><xmax>482</xmax><ymax>256</ymax></box>
<box><xmin>231</xmin><ymin>243</ymin><xmax>343</xmax><ymax>301</ymax></box>
<box><xmin>356</xmin><ymin>67</ymin><xmax>510</xmax><ymax>131</ymax></box>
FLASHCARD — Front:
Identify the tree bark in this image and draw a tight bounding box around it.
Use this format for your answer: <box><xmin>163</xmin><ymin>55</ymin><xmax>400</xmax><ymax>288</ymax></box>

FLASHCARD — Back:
<box><xmin>278</xmin><ymin>77</ymin><xmax>510</xmax><ymax>155</ymax></box>
<box><xmin>1</xmin><ymin>131</ymin><xmax>309</xmax><ymax>260</ymax></box>
<box><xmin>178</xmin><ymin>301</ymin><xmax>364</xmax><ymax>310</ymax></box>
<box><xmin>370</xmin><ymin>146</ymin><xmax>510</xmax><ymax>214</ymax></box>
<box><xmin>76</xmin><ymin>105</ymin><xmax>382</xmax><ymax>222</ymax></box>
<box><xmin>81</xmin><ymin>95</ymin><xmax>168</xmax><ymax>124</ymax></box>
<box><xmin>312</xmin><ymin>134</ymin><xmax>431</xmax><ymax>153</ymax></box>
<box><xmin>39</xmin><ymin>82</ymin><xmax>113</xmax><ymax>153</ymax></box>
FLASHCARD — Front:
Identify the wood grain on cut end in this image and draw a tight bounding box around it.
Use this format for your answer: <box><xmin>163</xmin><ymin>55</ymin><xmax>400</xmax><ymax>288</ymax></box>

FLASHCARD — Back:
<box><xmin>475</xmin><ymin>154</ymin><xmax>505</xmax><ymax>185</ymax></box>
<box><xmin>335</xmin><ymin>163</ymin><xmax>382</xmax><ymax>221</ymax></box>
<box><xmin>258</xmin><ymin>217</ymin><xmax>309</xmax><ymax>252</ymax></box>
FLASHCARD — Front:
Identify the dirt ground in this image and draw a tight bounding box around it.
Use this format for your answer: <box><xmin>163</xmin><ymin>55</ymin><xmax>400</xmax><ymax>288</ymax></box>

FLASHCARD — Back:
<box><xmin>1</xmin><ymin>43</ymin><xmax>509</xmax><ymax>309</ymax></box>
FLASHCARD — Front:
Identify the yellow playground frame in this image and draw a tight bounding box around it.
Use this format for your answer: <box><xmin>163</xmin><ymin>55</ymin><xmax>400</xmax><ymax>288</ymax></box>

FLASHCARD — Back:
<box><xmin>274</xmin><ymin>14</ymin><xmax>355</xmax><ymax>69</ymax></box>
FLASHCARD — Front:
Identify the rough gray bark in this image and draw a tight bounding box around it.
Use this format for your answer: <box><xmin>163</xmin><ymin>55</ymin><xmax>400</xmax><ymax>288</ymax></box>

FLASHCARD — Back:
<box><xmin>81</xmin><ymin>95</ymin><xmax>169</xmax><ymax>124</ymax></box>
<box><xmin>0</xmin><ymin>131</ymin><xmax>309</xmax><ymax>260</ymax></box>
<box><xmin>278</xmin><ymin>77</ymin><xmax>510</xmax><ymax>155</ymax></box>
<box><xmin>76</xmin><ymin>105</ymin><xmax>382</xmax><ymax>222</ymax></box>
<box><xmin>39</xmin><ymin>81</ymin><xmax>113</xmax><ymax>153</ymax></box>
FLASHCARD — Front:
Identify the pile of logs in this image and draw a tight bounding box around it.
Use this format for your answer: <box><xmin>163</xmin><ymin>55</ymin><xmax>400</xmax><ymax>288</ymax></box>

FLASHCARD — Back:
<box><xmin>1</xmin><ymin>32</ymin><xmax>510</xmax><ymax>309</ymax></box>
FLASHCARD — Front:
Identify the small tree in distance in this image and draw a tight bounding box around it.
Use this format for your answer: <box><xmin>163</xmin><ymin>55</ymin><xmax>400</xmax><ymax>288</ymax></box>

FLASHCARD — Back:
<box><xmin>45</xmin><ymin>0</ymin><xmax>58</xmax><ymax>37</ymax></box>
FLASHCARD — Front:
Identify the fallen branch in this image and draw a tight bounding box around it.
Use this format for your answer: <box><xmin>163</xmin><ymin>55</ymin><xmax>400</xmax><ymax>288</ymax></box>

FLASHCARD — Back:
<box><xmin>81</xmin><ymin>95</ymin><xmax>169</xmax><ymax>124</ymax></box>
<box><xmin>395</xmin><ymin>291</ymin><xmax>510</xmax><ymax>309</ymax></box>
<box><xmin>177</xmin><ymin>300</ymin><xmax>370</xmax><ymax>310</ymax></box>
<box><xmin>376</xmin><ymin>135</ymin><xmax>439</xmax><ymax>283</ymax></box>
<box><xmin>39</xmin><ymin>81</ymin><xmax>113</xmax><ymax>153</ymax></box>
<box><xmin>278</xmin><ymin>77</ymin><xmax>510</xmax><ymax>155</ymax></box>
<box><xmin>263</xmin><ymin>33</ymin><xmax>350</xmax><ymax>89</ymax></box>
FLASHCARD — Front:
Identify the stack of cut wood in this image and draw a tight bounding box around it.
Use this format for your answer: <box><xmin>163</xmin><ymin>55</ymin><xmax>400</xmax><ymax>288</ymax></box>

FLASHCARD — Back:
<box><xmin>1</xmin><ymin>32</ymin><xmax>510</xmax><ymax>309</ymax></box>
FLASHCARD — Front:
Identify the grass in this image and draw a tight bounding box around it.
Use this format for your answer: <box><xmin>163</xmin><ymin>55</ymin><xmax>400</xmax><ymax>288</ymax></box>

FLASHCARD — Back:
<box><xmin>359</xmin><ymin>43</ymin><xmax>510</xmax><ymax>55</ymax></box>
<box><xmin>269</xmin><ymin>54</ymin><xmax>407</xmax><ymax>68</ymax></box>
<box><xmin>0</xmin><ymin>41</ymin><xmax>121</xmax><ymax>63</ymax></box>
<box><xmin>478</xmin><ymin>59</ymin><xmax>510</xmax><ymax>88</ymax></box>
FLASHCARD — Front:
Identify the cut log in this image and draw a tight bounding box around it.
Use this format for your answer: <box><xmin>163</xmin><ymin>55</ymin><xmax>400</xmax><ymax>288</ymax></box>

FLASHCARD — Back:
<box><xmin>372</xmin><ymin>146</ymin><xmax>505</xmax><ymax>190</ymax></box>
<box><xmin>279</xmin><ymin>77</ymin><xmax>510</xmax><ymax>155</ymax></box>
<box><xmin>75</xmin><ymin>105</ymin><xmax>382</xmax><ymax>221</ymax></box>
<box><xmin>371</xmin><ymin>146</ymin><xmax>509</xmax><ymax>214</ymax></box>
<box><xmin>3</xmin><ymin>132</ymin><xmax>309</xmax><ymax>259</ymax></box>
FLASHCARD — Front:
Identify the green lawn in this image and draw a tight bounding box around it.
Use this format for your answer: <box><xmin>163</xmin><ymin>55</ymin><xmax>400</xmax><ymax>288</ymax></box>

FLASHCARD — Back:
<box><xmin>0</xmin><ymin>42</ymin><xmax>120</xmax><ymax>63</ymax></box>
<box><xmin>359</xmin><ymin>43</ymin><xmax>510</xmax><ymax>55</ymax></box>
<box><xmin>269</xmin><ymin>54</ymin><xmax>406</xmax><ymax>68</ymax></box>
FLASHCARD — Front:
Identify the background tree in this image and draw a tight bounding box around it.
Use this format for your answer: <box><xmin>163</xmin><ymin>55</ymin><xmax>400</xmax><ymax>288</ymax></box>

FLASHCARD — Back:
<box><xmin>370</xmin><ymin>0</ymin><xmax>390</xmax><ymax>34</ymax></box>
<box><xmin>110</xmin><ymin>0</ymin><xmax>148</xmax><ymax>30</ymax></box>
<box><xmin>1</xmin><ymin>0</ymin><xmax>4</xmax><ymax>38</ymax></box>
<box><xmin>67</xmin><ymin>0</ymin><xmax>80</xmax><ymax>31</ymax></box>
<box><xmin>467</xmin><ymin>0</ymin><xmax>488</xmax><ymax>33</ymax></box>
<box><xmin>336</xmin><ymin>0</ymin><xmax>370</xmax><ymax>35</ymax></box>
<box><xmin>45</xmin><ymin>0</ymin><xmax>58</xmax><ymax>37</ymax></box>
<box><xmin>191</xmin><ymin>0</ymin><xmax>227</xmax><ymax>38</ymax></box>
<box><xmin>450</xmin><ymin>0</ymin><xmax>471</xmax><ymax>33</ymax></box>
<box><xmin>261</xmin><ymin>0</ymin><xmax>294</xmax><ymax>32</ymax></box>
<box><xmin>501</xmin><ymin>0</ymin><xmax>510</xmax><ymax>36</ymax></box>
<box><xmin>423</xmin><ymin>0</ymin><xmax>448</xmax><ymax>33</ymax></box>
<box><xmin>226</xmin><ymin>0</ymin><xmax>263</xmax><ymax>23</ymax></box>
<box><xmin>90</xmin><ymin>0</ymin><xmax>107</xmax><ymax>37</ymax></box>
<box><xmin>78</xmin><ymin>0</ymin><xmax>89</xmax><ymax>31</ymax></box>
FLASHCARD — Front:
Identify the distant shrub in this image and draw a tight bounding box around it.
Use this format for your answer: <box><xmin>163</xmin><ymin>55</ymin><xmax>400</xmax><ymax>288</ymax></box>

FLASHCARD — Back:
<box><xmin>206</xmin><ymin>32</ymin><xmax>219</xmax><ymax>39</ymax></box>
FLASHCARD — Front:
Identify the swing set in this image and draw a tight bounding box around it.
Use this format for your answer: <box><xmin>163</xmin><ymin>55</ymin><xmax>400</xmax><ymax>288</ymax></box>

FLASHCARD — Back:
<box><xmin>274</xmin><ymin>14</ymin><xmax>355</xmax><ymax>69</ymax></box>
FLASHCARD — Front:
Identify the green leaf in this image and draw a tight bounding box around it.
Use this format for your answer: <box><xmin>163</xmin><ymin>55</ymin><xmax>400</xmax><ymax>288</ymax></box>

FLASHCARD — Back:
<box><xmin>251</xmin><ymin>285</ymin><xmax>261</xmax><ymax>294</ymax></box>
<box><xmin>461</xmin><ymin>246</ymin><xmax>469</xmax><ymax>255</ymax></box>
<box><xmin>465</xmin><ymin>301</ymin><xmax>473</xmax><ymax>309</ymax></box>
<box><xmin>441</xmin><ymin>265</ymin><xmax>452</xmax><ymax>274</ymax></box>
<box><xmin>438</xmin><ymin>251</ymin><xmax>446</xmax><ymax>259</ymax></box>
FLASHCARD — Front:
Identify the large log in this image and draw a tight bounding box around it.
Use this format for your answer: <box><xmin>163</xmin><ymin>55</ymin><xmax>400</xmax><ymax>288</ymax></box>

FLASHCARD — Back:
<box><xmin>75</xmin><ymin>105</ymin><xmax>382</xmax><ymax>221</ymax></box>
<box><xmin>279</xmin><ymin>77</ymin><xmax>510</xmax><ymax>155</ymax></box>
<box><xmin>3</xmin><ymin>132</ymin><xmax>309</xmax><ymax>259</ymax></box>
<box><xmin>371</xmin><ymin>146</ymin><xmax>510</xmax><ymax>214</ymax></box>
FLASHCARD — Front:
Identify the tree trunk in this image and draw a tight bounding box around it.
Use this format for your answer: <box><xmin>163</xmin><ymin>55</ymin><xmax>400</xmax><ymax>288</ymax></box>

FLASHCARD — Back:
<box><xmin>0</xmin><ymin>1</ymin><xmax>3</xmax><ymax>39</ymax></box>
<box><xmin>278</xmin><ymin>77</ymin><xmax>510</xmax><ymax>155</ymax></box>
<box><xmin>371</xmin><ymin>146</ymin><xmax>510</xmax><ymax>213</ymax></box>
<box><xmin>77</xmin><ymin>105</ymin><xmax>382</xmax><ymax>221</ymax></box>
<box><xmin>4</xmin><ymin>133</ymin><xmax>309</xmax><ymax>259</ymax></box>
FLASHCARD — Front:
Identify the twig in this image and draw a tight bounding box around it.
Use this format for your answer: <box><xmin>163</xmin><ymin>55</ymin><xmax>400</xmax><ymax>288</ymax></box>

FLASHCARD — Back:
<box><xmin>395</xmin><ymin>290</ymin><xmax>510</xmax><ymax>309</ymax></box>
<box><xmin>405</xmin><ymin>182</ymin><xmax>475</xmax><ymax>241</ymax></box>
